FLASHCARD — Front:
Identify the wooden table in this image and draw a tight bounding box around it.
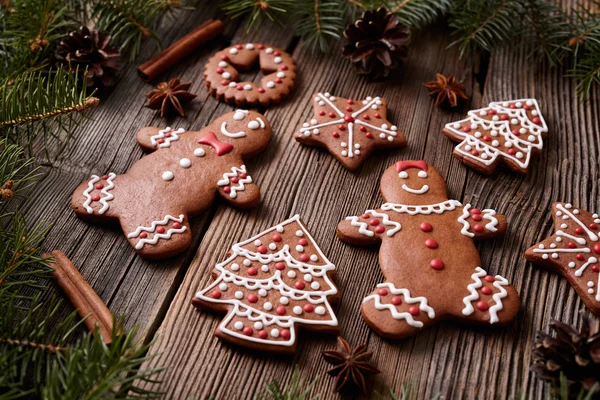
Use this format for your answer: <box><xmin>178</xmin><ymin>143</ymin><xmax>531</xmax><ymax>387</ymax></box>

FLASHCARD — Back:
<box><xmin>31</xmin><ymin>3</ymin><xmax>599</xmax><ymax>399</ymax></box>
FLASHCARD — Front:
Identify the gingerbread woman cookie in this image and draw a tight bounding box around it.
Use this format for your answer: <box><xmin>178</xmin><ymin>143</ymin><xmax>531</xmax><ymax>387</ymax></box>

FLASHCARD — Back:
<box><xmin>526</xmin><ymin>203</ymin><xmax>600</xmax><ymax>315</ymax></box>
<box><xmin>193</xmin><ymin>215</ymin><xmax>339</xmax><ymax>353</ymax></box>
<box><xmin>442</xmin><ymin>99</ymin><xmax>548</xmax><ymax>174</ymax></box>
<box><xmin>204</xmin><ymin>43</ymin><xmax>296</xmax><ymax>107</ymax></box>
<box><xmin>337</xmin><ymin>160</ymin><xmax>520</xmax><ymax>339</ymax></box>
<box><xmin>71</xmin><ymin>110</ymin><xmax>271</xmax><ymax>259</ymax></box>
<box><xmin>295</xmin><ymin>92</ymin><xmax>406</xmax><ymax>170</ymax></box>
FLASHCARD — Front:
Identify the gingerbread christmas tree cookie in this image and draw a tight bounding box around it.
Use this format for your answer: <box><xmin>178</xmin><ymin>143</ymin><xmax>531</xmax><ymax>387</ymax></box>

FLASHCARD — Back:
<box><xmin>193</xmin><ymin>215</ymin><xmax>339</xmax><ymax>353</ymax></box>
<box><xmin>337</xmin><ymin>160</ymin><xmax>520</xmax><ymax>339</ymax></box>
<box><xmin>442</xmin><ymin>99</ymin><xmax>548</xmax><ymax>174</ymax></box>
<box><xmin>525</xmin><ymin>203</ymin><xmax>600</xmax><ymax>315</ymax></box>
<box><xmin>295</xmin><ymin>92</ymin><xmax>406</xmax><ymax>171</ymax></box>
<box><xmin>71</xmin><ymin>110</ymin><xmax>271</xmax><ymax>260</ymax></box>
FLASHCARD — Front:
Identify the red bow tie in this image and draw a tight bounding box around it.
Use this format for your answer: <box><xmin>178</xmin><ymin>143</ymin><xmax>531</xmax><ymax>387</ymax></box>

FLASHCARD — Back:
<box><xmin>198</xmin><ymin>132</ymin><xmax>233</xmax><ymax>156</ymax></box>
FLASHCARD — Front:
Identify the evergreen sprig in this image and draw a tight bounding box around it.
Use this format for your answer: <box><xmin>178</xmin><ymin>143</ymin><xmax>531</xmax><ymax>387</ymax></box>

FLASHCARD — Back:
<box><xmin>258</xmin><ymin>368</ymin><xmax>317</xmax><ymax>400</ymax></box>
<box><xmin>221</xmin><ymin>0</ymin><xmax>295</xmax><ymax>28</ymax></box>
<box><xmin>352</xmin><ymin>0</ymin><xmax>453</xmax><ymax>28</ymax></box>
<box><xmin>294</xmin><ymin>0</ymin><xmax>347</xmax><ymax>53</ymax></box>
<box><xmin>0</xmin><ymin>139</ymin><xmax>40</xmax><ymax>206</ymax></box>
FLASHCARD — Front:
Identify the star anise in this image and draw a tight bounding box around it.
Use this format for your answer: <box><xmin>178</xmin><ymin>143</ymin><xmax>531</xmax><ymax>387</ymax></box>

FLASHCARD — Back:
<box><xmin>145</xmin><ymin>78</ymin><xmax>197</xmax><ymax>117</ymax></box>
<box><xmin>424</xmin><ymin>73</ymin><xmax>468</xmax><ymax>108</ymax></box>
<box><xmin>322</xmin><ymin>337</ymin><xmax>380</xmax><ymax>395</ymax></box>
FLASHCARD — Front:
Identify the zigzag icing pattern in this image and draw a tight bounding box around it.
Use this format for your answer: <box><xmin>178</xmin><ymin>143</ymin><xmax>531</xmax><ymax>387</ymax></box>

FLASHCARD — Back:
<box><xmin>150</xmin><ymin>127</ymin><xmax>185</xmax><ymax>148</ymax></box>
<box><xmin>362</xmin><ymin>282</ymin><xmax>435</xmax><ymax>328</ymax></box>
<box><xmin>218</xmin><ymin>304</ymin><xmax>296</xmax><ymax>346</ymax></box>
<box><xmin>462</xmin><ymin>267</ymin><xmax>486</xmax><ymax>315</ymax></box>
<box><xmin>217</xmin><ymin>165</ymin><xmax>252</xmax><ymax>199</ymax></box>
<box><xmin>457</xmin><ymin>204</ymin><xmax>499</xmax><ymax>237</ymax></box>
<box><xmin>381</xmin><ymin>199</ymin><xmax>461</xmax><ymax>215</ymax></box>
<box><xmin>127</xmin><ymin>214</ymin><xmax>186</xmax><ymax>249</ymax></box>
<box><xmin>346</xmin><ymin>209</ymin><xmax>401</xmax><ymax>237</ymax></box>
<box><xmin>82</xmin><ymin>173</ymin><xmax>116</xmax><ymax>215</ymax></box>
<box><xmin>490</xmin><ymin>275</ymin><xmax>508</xmax><ymax>324</ymax></box>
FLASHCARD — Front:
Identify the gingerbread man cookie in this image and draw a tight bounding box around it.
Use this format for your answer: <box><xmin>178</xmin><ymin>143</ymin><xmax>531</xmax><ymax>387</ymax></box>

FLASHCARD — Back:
<box><xmin>193</xmin><ymin>215</ymin><xmax>339</xmax><ymax>353</ymax></box>
<box><xmin>337</xmin><ymin>161</ymin><xmax>520</xmax><ymax>339</ymax></box>
<box><xmin>71</xmin><ymin>110</ymin><xmax>271</xmax><ymax>259</ymax></box>
<box><xmin>442</xmin><ymin>99</ymin><xmax>548</xmax><ymax>174</ymax></box>
<box><xmin>295</xmin><ymin>92</ymin><xmax>406</xmax><ymax>171</ymax></box>
<box><xmin>204</xmin><ymin>43</ymin><xmax>296</xmax><ymax>107</ymax></box>
<box><xmin>526</xmin><ymin>203</ymin><xmax>600</xmax><ymax>315</ymax></box>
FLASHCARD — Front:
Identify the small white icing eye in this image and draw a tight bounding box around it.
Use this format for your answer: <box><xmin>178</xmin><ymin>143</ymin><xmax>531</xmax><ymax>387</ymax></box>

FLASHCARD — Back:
<box><xmin>398</xmin><ymin>171</ymin><xmax>408</xmax><ymax>178</ymax></box>
<box><xmin>418</xmin><ymin>171</ymin><xmax>428</xmax><ymax>178</ymax></box>
<box><xmin>247</xmin><ymin>120</ymin><xmax>260</xmax><ymax>130</ymax></box>
<box><xmin>233</xmin><ymin>110</ymin><xmax>247</xmax><ymax>121</ymax></box>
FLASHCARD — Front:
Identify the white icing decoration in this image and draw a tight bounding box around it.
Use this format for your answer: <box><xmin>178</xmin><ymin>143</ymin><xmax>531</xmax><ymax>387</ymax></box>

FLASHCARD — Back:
<box><xmin>162</xmin><ymin>171</ymin><xmax>174</xmax><ymax>181</ymax></box>
<box><xmin>363</xmin><ymin>283</ymin><xmax>435</xmax><ymax>328</ymax></box>
<box><xmin>462</xmin><ymin>267</ymin><xmax>486</xmax><ymax>316</ymax></box>
<box><xmin>150</xmin><ymin>127</ymin><xmax>185</xmax><ymax>148</ymax></box>
<box><xmin>82</xmin><ymin>173</ymin><xmax>116</xmax><ymax>215</ymax></box>
<box><xmin>179</xmin><ymin>158</ymin><xmax>191</xmax><ymax>168</ymax></box>
<box><xmin>457</xmin><ymin>204</ymin><xmax>499</xmax><ymax>238</ymax></box>
<box><xmin>194</xmin><ymin>148</ymin><xmax>205</xmax><ymax>157</ymax></box>
<box><xmin>233</xmin><ymin>110</ymin><xmax>247</xmax><ymax>120</ymax></box>
<box><xmin>401</xmin><ymin>184</ymin><xmax>429</xmax><ymax>194</ymax></box>
<box><xmin>489</xmin><ymin>275</ymin><xmax>508</xmax><ymax>323</ymax></box>
<box><xmin>217</xmin><ymin>165</ymin><xmax>252</xmax><ymax>199</ymax></box>
<box><xmin>127</xmin><ymin>214</ymin><xmax>186</xmax><ymax>249</ymax></box>
<box><xmin>248</xmin><ymin>120</ymin><xmax>260</xmax><ymax>130</ymax></box>
<box><xmin>382</xmin><ymin>199</ymin><xmax>462</xmax><ymax>215</ymax></box>
<box><xmin>346</xmin><ymin>210</ymin><xmax>401</xmax><ymax>237</ymax></box>
<box><xmin>221</xmin><ymin>119</ymin><xmax>247</xmax><ymax>138</ymax></box>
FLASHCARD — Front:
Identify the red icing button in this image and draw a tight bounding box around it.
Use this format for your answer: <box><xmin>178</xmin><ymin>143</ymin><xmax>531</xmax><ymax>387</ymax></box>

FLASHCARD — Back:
<box><xmin>568</xmin><ymin>242</ymin><xmax>576</xmax><ymax>248</ymax></box>
<box><xmin>430</xmin><ymin>258</ymin><xmax>444</xmax><ymax>270</ymax></box>
<box><xmin>239</xmin><ymin>173</ymin><xmax>248</xmax><ymax>179</ymax></box>
<box><xmin>257</xmin><ymin>245</ymin><xmax>268</xmax><ymax>254</ymax></box>
<box><xmin>593</xmin><ymin>266</ymin><xmax>599</xmax><ymax>272</ymax></box>
<box><xmin>594</xmin><ymin>244</ymin><xmax>600</xmax><ymax>254</ymax></box>
<box><xmin>472</xmin><ymin>214</ymin><xmax>482</xmax><ymax>221</ymax></box>
<box><xmin>375</xmin><ymin>226</ymin><xmax>385</xmax><ymax>234</ymax></box>
<box><xmin>484</xmin><ymin>275</ymin><xmax>495</xmax><ymax>282</ymax></box>
<box><xmin>156</xmin><ymin>227</ymin><xmax>165</xmax><ymax>234</ymax></box>
<box><xmin>476</xmin><ymin>301</ymin><xmax>489</xmax><ymax>311</ymax></box>
<box><xmin>408</xmin><ymin>306</ymin><xmax>419</xmax><ymax>315</ymax></box>
<box><xmin>101</xmin><ymin>174</ymin><xmax>109</xmax><ymax>180</ymax></box>
<box><xmin>139</xmin><ymin>232</ymin><xmax>148</xmax><ymax>239</ymax></box>
<box><xmin>575</xmin><ymin>227</ymin><xmax>584</xmax><ymax>235</ymax></box>
<box><xmin>220</xmin><ymin>55</ymin><xmax>229</xmax><ymax>61</ymax></box>
<box><xmin>236</xmin><ymin>44</ymin><xmax>243</xmax><ymax>49</ymax></box>
<box><xmin>590</xmin><ymin>223</ymin><xmax>598</xmax><ymax>230</ymax></box>
<box><xmin>361</xmin><ymin>213</ymin><xmax>370</xmax><ymax>219</ymax></box>
<box><xmin>298</xmin><ymin>238</ymin><xmax>308</xmax><ymax>246</ymax></box>
<box><xmin>471</xmin><ymin>208</ymin><xmax>481</xmax><ymax>214</ymax></box>
<box><xmin>275</xmin><ymin>78</ymin><xmax>282</xmax><ymax>84</ymax></box>
<box><xmin>419</xmin><ymin>222</ymin><xmax>433</xmax><ymax>232</ymax></box>
<box><xmin>257</xmin><ymin>44</ymin><xmax>265</xmax><ymax>49</ymax></box>
<box><xmin>300</xmin><ymin>254</ymin><xmax>310</xmax><ymax>262</ymax></box>
<box><xmin>374</xmin><ymin>113</ymin><xmax>381</xmax><ymax>119</ymax></box>
<box><xmin>211</xmin><ymin>290</ymin><xmax>221</xmax><ymax>299</ymax></box>
<box><xmin>95</xmin><ymin>183</ymin><xmax>104</xmax><ymax>190</ymax></box>
<box><xmin>91</xmin><ymin>194</ymin><xmax>101</xmax><ymax>201</ymax></box>
<box><xmin>512</xmin><ymin>129</ymin><xmax>520</xmax><ymax>136</ymax></box>
<box><xmin>474</xmin><ymin>224</ymin><xmax>484</xmax><ymax>232</ymax></box>
<box><xmin>481</xmin><ymin>286</ymin><xmax>492</xmax><ymax>295</ymax></box>
<box><xmin>223</xmin><ymin>187</ymin><xmax>231</xmax><ymax>193</ymax></box>
<box><xmin>347</xmin><ymin>99</ymin><xmax>354</xmax><ymax>104</ymax></box>
<box><xmin>425</xmin><ymin>238</ymin><xmax>438</xmax><ymax>249</ymax></box>
<box><xmin>377</xmin><ymin>288</ymin><xmax>388</xmax><ymax>296</ymax></box>
<box><xmin>281</xmin><ymin>65</ymin><xmax>288</xmax><ymax>70</ymax></box>
<box><xmin>366</xmin><ymin>132</ymin><xmax>373</xmax><ymax>138</ymax></box>
<box><xmin>273</xmin><ymin>51</ymin><xmax>280</xmax><ymax>56</ymax></box>
<box><xmin>338</xmin><ymin>125</ymin><xmax>346</xmax><ymax>131</ymax></box>
<box><xmin>508</xmin><ymin>148</ymin><xmax>516</xmax><ymax>155</ymax></box>
<box><xmin>276</xmin><ymin>306</ymin><xmax>286</xmax><ymax>315</ymax></box>
<box><xmin>172</xmin><ymin>222</ymin><xmax>181</xmax><ymax>229</ymax></box>
<box><xmin>483</xmin><ymin>135</ymin><xmax>492</xmax><ymax>142</ymax></box>
<box><xmin>333</xmin><ymin>132</ymin><xmax>340</xmax><ymax>138</ymax></box>
<box><xmin>345</xmin><ymin>106</ymin><xmax>353</xmax><ymax>112</ymax></box>
<box><xmin>363</xmin><ymin>114</ymin><xmax>370</xmax><ymax>120</ymax></box>
<box><xmin>157</xmin><ymin>138</ymin><xmax>165</xmax><ymax>144</ymax></box>
<box><xmin>236</xmin><ymin>85</ymin><xmax>243</xmax><ymax>91</ymax></box>
<box><xmin>391</xmin><ymin>296</ymin><xmax>402</xmax><ymax>305</ymax></box>
<box><xmin>247</xmin><ymin>267</ymin><xmax>258</xmax><ymax>275</ymax></box>
<box><xmin>275</xmin><ymin>262</ymin><xmax>285</xmax><ymax>270</ymax></box>
<box><xmin>248</xmin><ymin>294</ymin><xmax>258</xmax><ymax>303</ymax></box>
<box><xmin>500</xmin><ymin>114</ymin><xmax>509</xmax><ymax>120</ymax></box>
<box><xmin>272</xmin><ymin>233</ymin><xmax>282</xmax><ymax>242</ymax></box>
<box><xmin>577</xmin><ymin>254</ymin><xmax>585</xmax><ymax>261</ymax></box>
<box><xmin>344</xmin><ymin>115</ymin><xmax>355</xmax><ymax>123</ymax></box>
<box><xmin>462</xmin><ymin>126</ymin><xmax>471</xmax><ymax>133</ymax></box>
<box><xmin>533</xmin><ymin>117</ymin><xmax>541</xmax><ymax>124</ymax></box>
<box><xmin>328</xmin><ymin>112</ymin><xmax>336</xmax><ymax>118</ymax></box>
<box><xmin>319</xmin><ymin>111</ymin><xmax>325</xmax><ymax>116</ymax></box>
<box><xmin>231</xmin><ymin>177</ymin><xmax>239</xmax><ymax>183</ymax></box>
<box><xmin>259</xmin><ymin>330</ymin><xmax>268</xmax><ymax>339</ymax></box>
<box><xmin>295</xmin><ymin>282</ymin><xmax>305</xmax><ymax>290</ymax></box>
<box><xmin>258</xmin><ymin>88</ymin><xmax>265</xmax><ymax>93</ymax></box>
<box><xmin>216</xmin><ymin>67</ymin><xmax>224</xmax><ymax>73</ymax></box>
<box><xmin>280</xmin><ymin>329</ymin><xmax>291</xmax><ymax>339</ymax></box>
<box><xmin>369</xmin><ymin>219</ymin><xmax>380</xmax><ymax>226</ymax></box>
<box><xmin>359</xmin><ymin>126</ymin><xmax>367</xmax><ymax>132</ymax></box>
<box><xmin>471</xmin><ymin>150</ymin><xmax>480</xmax><ymax>156</ymax></box>
<box><xmin>304</xmin><ymin>304</ymin><xmax>314</xmax><ymax>312</ymax></box>
<box><xmin>242</xmin><ymin>327</ymin><xmax>253</xmax><ymax>336</ymax></box>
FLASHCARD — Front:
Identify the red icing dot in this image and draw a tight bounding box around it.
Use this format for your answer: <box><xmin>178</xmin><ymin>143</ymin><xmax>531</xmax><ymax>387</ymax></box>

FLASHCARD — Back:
<box><xmin>345</xmin><ymin>106</ymin><xmax>353</xmax><ymax>112</ymax></box>
<box><xmin>419</xmin><ymin>222</ymin><xmax>433</xmax><ymax>232</ymax></box>
<box><xmin>369</xmin><ymin>219</ymin><xmax>380</xmax><ymax>226</ymax></box>
<box><xmin>374</xmin><ymin>113</ymin><xmax>381</xmax><ymax>119</ymax></box>
<box><xmin>91</xmin><ymin>194</ymin><xmax>101</xmax><ymax>201</ymax></box>
<box><xmin>259</xmin><ymin>330</ymin><xmax>268</xmax><ymax>339</ymax></box>
<box><xmin>474</xmin><ymin>224</ymin><xmax>484</xmax><ymax>232</ymax></box>
<box><xmin>300</xmin><ymin>254</ymin><xmax>310</xmax><ymax>262</ymax></box>
<box><xmin>247</xmin><ymin>267</ymin><xmax>258</xmax><ymax>275</ymax></box>
<box><xmin>532</xmin><ymin>117</ymin><xmax>541</xmax><ymax>124</ymax></box>
<box><xmin>477</xmin><ymin>301</ymin><xmax>489</xmax><ymax>311</ymax></box>
<box><xmin>594</xmin><ymin>244</ymin><xmax>600</xmax><ymax>254</ymax></box>
<box><xmin>211</xmin><ymin>290</ymin><xmax>221</xmax><ymax>299</ymax></box>
<box><xmin>221</xmin><ymin>79</ymin><xmax>229</xmax><ymax>86</ymax></box>
<box><xmin>344</xmin><ymin>115</ymin><xmax>355</xmax><ymax>123</ymax></box>
<box><xmin>139</xmin><ymin>232</ymin><xmax>148</xmax><ymax>239</ymax></box>
<box><xmin>299</xmin><ymin>238</ymin><xmax>308</xmax><ymax>246</ymax></box>
<box><xmin>568</xmin><ymin>242</ymin><xmax>576</xmax><ymax>248</ymax></box>
<box><xmin>471</xmin><ymin>150</ymin><xmax>480</xmax><ymax>156</ymax></box>
<box><xmin>512</xmin><ymin>129</ymin><xmax>520</xmax><ymax>136</ymax></box>
<box><xmin>471</xmin><ymin>208</ymin><xmax>481</xmax><ymax>214</ymax></box>
<box><xmin>319</xmin><ymin>111</ymin><xmax>325</xmax><ymax>116</ymax></box>
<box><xmin>231</xmin><ymin>177</ymin><xmax>239</xmax><ymax>183</ymax></box>
<box><xmin>276</xmin><ymin>306</ymin><xmax>286</xmax><ymax>315</ymax></box>
<box><xmin>101</xmin><ymin>174</ymin><xmax>109</xmax><ymax>180</ymax></box>
<box><xmin>347</xmin><ymin>100</ymin><xmax>354</xmax><ymax>104</ymax></box>
<box><xmin>164</xmin><ymin>132</ymin><xmax>172</xmax><ymax>137</ymax></box>
<box><xmin>488</xmin><ymin>110</ymin><xmax>496</xmax><ymax>115</ymax></box>
<box><xmin>391</xmin><ymin>296</ymin><xmax>402</xmax><ymax>305</ymax></box>
<box><xmin>275</xmin><ymin>78</ymin><xmax>282</xmax><ymax>84</ymax></box>
<box><xmin>95</xmin><ymin>183</ymin><xmax>104</xmax><ymax>190</ymax></box>
<box><xmin>239</xmin><ymin>173</ymin><xmax>248</xmax><ymax>179</ymax></box>
<box><xmin>216</xmin><ymin>67</ymin><xmax>224</xmax><ymax>74</ymax></box>
<box><xmin>243</xmin><ymin>327</ymin><xmax>253</xmax><ymax>336</ymax></box>
<box><xmin>359</xmin><ymin>126</ymin><xmax>367</xmax><ymax>132</ymax></box>
<box><xmin>500</xmin><ymin>114</ymin><xmax>509</xmax><ymax>120</ymax></box>
<box><xmin>258</xmin><ymin>44</ymin><xmax>265</xmax><ymax>49</ymax></box>
<box><xmin>295</xmin><ymin>282</ymin><xmax>305</xmax><ymax>290</ymax></box>
<box><xmin>258</xmin><ymin>88</ymin><xmax>265</xmax><ymax>93</ymax></box>
<box><xmin>328</xmin><ymin>112</ymin><xmax>336</xmax><ymax>118</ymax></box>
<box><xmin>590</xmin><ymin>223</ymin><xmax>598</xmax><ymax>230</ymax></box>
<box><xmin>484</xmin><ymin>275</ymin><xmax>495</xmax><ymax>282</ymax></box>
<box><xmin>524</xmin><ymin>105</ymin><xmax>531</xmax><ymax>110</ymax></box>
<box><xmin>507</xmin><ymin>148</ymin><xmax>516</xmax><ymax>155</ymax></box>
<box><xmin>509</xmin><ymin>104</ymin><xmax>516</xmax><ymax>109</ymax></box>
<box><xmin>257</xmin><ymin>246</ymin><xmax>268</xmax><ymax>254</ymax></box>
<box><xmin>172</xmin><ymin>222</ymin><xmax>181</xmax><ymax>229</ymax></box>
<box><xmin>462</xmin><ymin>126</ymin><xmax>471</xmax><ymax>133</ymax></box>
<box><xmin>157</xmin><ymin>138</ymin><xmax>165</xmax><ymax>144</ymax></box>
<box><xmin>425</xmin><ymin>239</ymin><xmax>438</xmax><ymax>249</ymax></box>
<box><xmin>281</xmin><ymin>65</ymin><xmax>288</xmax><ymax>70</ymax></box>
<box><xmin>408</xmin><ymin>306</ymin><xmax>419</xmax><ymax>316</ymax></box>
<box><xmin>483</xmin><ymin>135</ymin><xmax>491</xmax><ymax>142</ymax></box>
<box><xmin>280</xmin><ymin>329</ymin><xmax>291</xmax><ymax>339</ymax></box>
<box><xmin>593</xmin><ymin>265</ymin><xmax>599</xmax><ymax>272</ymax></box>
<box><xmin>361</xmin><ymin>213</ymin><xmax>370</xmax><ymax>219</ymax></box>
<box><xmin>377</xmin><ymin>288</ymin><xmax>388</xmax><ymax>296</ymax></box>
<box><xmin>577</xmin><ymin>254</ymin><xmax>585</xmax><ymax>261</ymax></box>
<box><xmin>272</xmin><ymin>233</ymin><xmax>282</xmax><ymax>242</ymax></box>
<box><xmin>223</xmin><ymin>187</ymin><xmax>231</xmax><ymax>193</ymax></box>
<box><xmin>366</xmin><ymin>132</ymin><xmax>373</xmax><ymax>138</ymax></box>
<box><xmin>156</xmin><ymin>227</ymin><xmax>165</xmax><ymax>234</ymax></box>
<box><xmin>375</xmin><ymin>226</ymin><xmax>385</xmax><ymax>234</ymax></box>
<box><xmin>363</xmin><ymin>114</ymin><xmax>370</xmax><ymax>120</ymax></box>
<box><xmin>248</xmin><ymin>294</ymin><xmax>258</xmax><ymax>303</ymax></box>
<box><xmin>273</xmin><ymin>51</ymin><xmax>280</xmax><ymax>56</ymax></box>
<box><xmin>333</xmin><ymin>132</ymin><xmax>340</xmax><ymax>138</ymax></box>
<box><xmin>220</xmin><ymin>55</ymin><xmax>229</xmax><ymax>61</ymax></box>
<box><xmin>430</xmin><ymin>258</ymin><xmax>444</xmax><ymax>270</ymax></box>
<box><xmin>575</xmin><ymin>227</ymin><xmax>585</xmax><ymax>235</ymax></box>
<box><xmin>481</xmin><ymin>286</ymin><xmax>492</xmax><ymax>295</ymax></box>
<box><xmin>472</xmin><ymin>214</ymin><xmax>482</xmax><ymax>221</ymax></box>
<box><xmin>236</xmin><ymin>85</ymin><xmax>243</xmax><ymax>91</ymax></box>
<box><xmin>275</xmin><ymin>262</ymin><xmax>285</xmax><ymax>270</ymax></box>
<box><xmin>338</xmin><ymin>125</ymin><xmax>346</xmax><ymax>131</ymax></box>
<box><xmin>304</xmin><ymin>304</ymin><xmax>314</xmax><ymax>312</ymax></box>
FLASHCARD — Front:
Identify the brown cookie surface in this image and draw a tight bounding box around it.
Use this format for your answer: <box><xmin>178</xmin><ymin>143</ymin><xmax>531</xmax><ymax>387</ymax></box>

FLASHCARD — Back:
<box><xmin>192</xmin><ymin>215</ymin><xmax>339</xmax><ymax>353</ymax></box>
<box><xmin>204</xmin><ymin>43</ymin><xmax>296</xmax><ymax>107</ymax></box>
<box><xmin>337</xmin><ymin>160</ymin><xmax>520</xmax><ymax>339</ymax></box>
<box><xmin>295</xmin><ymin>92</ymin><xmax>407</xmax><ymax>171</ymax></box>
<box><xmin>525</xmin><ymin>203</ymin><xmax>600</xmax><ymax>315</ymax></box>
<box><xmin>442</xmin><ymin>99</ymin><xmax>548</xmax><ymax>174</ymax></box>
<box><xmin>71</xmin><ymin>110</ymin><xmax>271</xmax><ymax>259</ymax></box>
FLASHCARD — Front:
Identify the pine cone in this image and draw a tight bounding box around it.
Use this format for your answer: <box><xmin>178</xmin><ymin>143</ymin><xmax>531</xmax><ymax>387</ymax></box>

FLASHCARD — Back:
<box><xmin>343</xmin><ymin>7</ymin><xmax>410</xmax><ymax>79</ymax></box>
<box><xmin>56</xmin><ymin>26</ymin><xmax>121</xmax><ymax>88</ymax></box>
<box><xmin>531</xmin><ymin>316</ymin><xmax>600</xmax><ymax>398</ymax></box>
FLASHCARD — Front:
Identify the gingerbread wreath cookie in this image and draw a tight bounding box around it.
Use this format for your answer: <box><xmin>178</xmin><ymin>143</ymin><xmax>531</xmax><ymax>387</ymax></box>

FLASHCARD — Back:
<box><xmin>193</xmin><ymin>215</ymin><xmax>339</xmax><ymax>353</ymax></box>
<box><xmin>526</xmin><ymin>203</ymin><xmax>600</xmax><ymax>315</ymax></box>
<box><xmin>337</xmin><ymin>160</ymin><xmax>520</xmax><ymax>339</ymax></box>
<box><xmin>204</xmin><ymin>43</ymin><xmax>296</xmax><ymax>107</ymax></box>
<box><xmin>442</xmin><ymin>99</ymin><xmax>548</xmax><ymax>174</ymax></box>
<box><xmin>71</xmin><ymin>110</ymin><xmax>271</xmax><ymax>259</ymax></box>
<box><xmin>295</xmin><ymin>92</ymin><xmax>406</xmax><ymax>170</ymax></box>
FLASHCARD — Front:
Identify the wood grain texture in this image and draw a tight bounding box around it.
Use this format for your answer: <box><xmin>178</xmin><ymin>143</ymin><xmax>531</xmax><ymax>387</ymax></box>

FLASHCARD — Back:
<box><xmin>17</xmin><ymin>2</ymin><xmax>599</xmax><ymax>399</ymax></box>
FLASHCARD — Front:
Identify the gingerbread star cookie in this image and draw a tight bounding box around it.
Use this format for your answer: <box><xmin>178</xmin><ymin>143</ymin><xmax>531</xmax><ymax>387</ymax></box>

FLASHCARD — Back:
<box><xmin>442</xmin><ymin>99</ymin><xmax>548</xmax><ymax>174</ymax></box>
<box><xmin>193</xmin><ymin>215</ymin><xmax>339</xmax><ymax>353</ymax></box>
<box><xmin>525</xmin><ymin>203</ymin><xmax>600</xmax><ymax>315</ymax></box>
<box><xmin>295</xmin><ymin>92</ymin><xmax>406</xmax><ymax>171</ymax></box>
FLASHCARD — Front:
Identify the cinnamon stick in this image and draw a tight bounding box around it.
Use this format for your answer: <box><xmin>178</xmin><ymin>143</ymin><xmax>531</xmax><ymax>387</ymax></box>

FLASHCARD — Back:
<box><xmin>138</xmin><ymin>19</ymin><xmax>224</xmax><ymax>82</ymax></box>
<box><xmin>44</xmin><ymin>251</ymin><xmax>115</xmax><ymax>344</ymax></box>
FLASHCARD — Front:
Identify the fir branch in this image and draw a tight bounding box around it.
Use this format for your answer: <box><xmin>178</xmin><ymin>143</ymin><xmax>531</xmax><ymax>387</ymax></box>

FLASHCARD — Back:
<box><xmin>258</xmin><ymin>368</ymin><xmax>317</xmax><ymax>400</ymax></box>
<box><xmin>0</xmin><ymin>140</ymin><xmax>40</xmax><ymax>204</ymax></box>
<box><xmin>569</xmin><ymin>50</ymin><xmax>600</xmax><ymax>98</ymax></box>
<box><xmin>221</xmin><ymin>0</ymin><xmax>295</xmax><ymax>29</ymax></box>
<box><xmin>522</xmin><ymin>0</ymin><xmax>571</xmax><ymax>65</ymax></box>
<box><xmin>294</xmin><ymin>0</ymin><xmax>346</xmax><ymax>53</ymax></box>
<box><xmin>353</xmin><ymin>0</ymin><xmax>453</xmax><ymax>29</ymax></box>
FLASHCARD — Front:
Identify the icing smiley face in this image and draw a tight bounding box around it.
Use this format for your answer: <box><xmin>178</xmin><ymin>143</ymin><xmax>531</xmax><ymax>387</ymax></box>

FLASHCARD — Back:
<box><xmin>397</xmin><ymin>162</ymin><xmax>430</xmax><ymax>195</ymax></box>
<box><xmin>208</xmin><ymin>110</ymin><xmax>272</xmax><ymax>157</ymax></box>
<box><xmin>380</xmin><ymin>160</ymin><xmax>449</xmax><ymax>205</ymax></box>
<box><xmin>221</xmin><ymin>110</ymin><xmax>268</xmax><ymax>138</ymax></box>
